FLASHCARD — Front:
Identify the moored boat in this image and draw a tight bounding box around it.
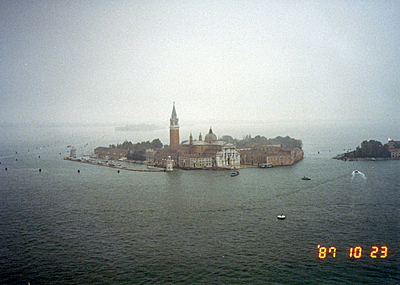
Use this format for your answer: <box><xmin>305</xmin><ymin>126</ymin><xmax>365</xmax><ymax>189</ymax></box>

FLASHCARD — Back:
<box><xmin>259</xmin><ymin>163</ymin><xmax>273</xmax><ymax>168</ymax></box>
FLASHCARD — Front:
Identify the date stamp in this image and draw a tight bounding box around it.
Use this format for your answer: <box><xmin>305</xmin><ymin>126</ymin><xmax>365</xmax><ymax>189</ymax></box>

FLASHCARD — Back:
<box><xmin>317</xmin><ymin>245</ymin><xmax>388</xmax><ymax>259</ymax></box>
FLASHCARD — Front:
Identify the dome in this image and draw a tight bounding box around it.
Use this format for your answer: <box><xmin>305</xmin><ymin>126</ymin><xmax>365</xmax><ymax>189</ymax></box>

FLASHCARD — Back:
<box><xmin>205</xmin><ymin>127</ymin><xmax>217</xmax><ymax>143</ymax></box>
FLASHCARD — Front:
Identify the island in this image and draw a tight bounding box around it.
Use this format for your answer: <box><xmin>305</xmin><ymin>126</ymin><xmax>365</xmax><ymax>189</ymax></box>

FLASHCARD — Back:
<box><xmin>334</xmin><ymin>139</ymin><xmax>400</xmax><ymax>161</ymax></box>
<box><xmin>93</xmin><ymin>134</ymin><xmax>304</xmax><ymax>170</ymax></box>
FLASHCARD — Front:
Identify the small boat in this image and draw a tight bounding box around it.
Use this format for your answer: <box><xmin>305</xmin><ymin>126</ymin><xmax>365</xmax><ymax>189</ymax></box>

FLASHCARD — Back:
<box><xmin>354</xmin><ymin>170</ymin><xmax>359</xmax><ymax>174</ymax></box>
<box><xmin>231</xmin><ymin>171</ymin><xmax>239</xmax><ymax>177</ymax></box>
<box><xmin>302</xmin><ymin>176</ymin><xmax>311</xmax><ymax>180</ymax></box>
<box><xmin>277</xmin><ymin>214</ymin><xmax>286</xmax><ymax>220</ymax></box>
<box><xmin>259</xmin><ymin>163</ymin><xmax>273</xmax><ymax>168</ymax></box>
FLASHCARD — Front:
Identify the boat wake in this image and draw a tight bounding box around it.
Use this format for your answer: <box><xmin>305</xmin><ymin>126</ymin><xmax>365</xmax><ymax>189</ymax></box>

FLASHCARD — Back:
<box><xmin>351</xmin><ymin>170</ymin><xmax>366</xmax><ymax>180</ymax></box>
<box><xmin>275</xmin><ymin>171</ymin><xmax>360</xmax><ymax>198</ymax></box>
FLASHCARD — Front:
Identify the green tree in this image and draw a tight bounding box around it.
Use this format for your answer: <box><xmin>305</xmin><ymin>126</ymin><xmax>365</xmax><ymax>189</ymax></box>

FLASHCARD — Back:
<box><xmin>150</xmin><ymin>138</ymin><xmax>163</xmax><ymax>149</ymax></box>
<box><xmin>349</xmin><ymin>140</ymin><xmax>390</xmax><ymax>158</ymax></box>
<box><xmin>127</xmin><ymin>151</ymin><xmax>146</xmax><ymax>161</ymax></box>
<box><xmin>221</xmin><ymin>135</ymin><xmax>235</xmax><ymax>143</ymax></box>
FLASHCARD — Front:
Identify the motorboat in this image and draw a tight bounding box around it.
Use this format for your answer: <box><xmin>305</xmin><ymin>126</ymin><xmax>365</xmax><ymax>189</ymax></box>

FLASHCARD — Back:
<box><xmin>354</xmin><ymin>170</ymin><xmax>359</xmax><ymax>174</ymax></box>
<box><xmin>231</xmin><ymin>171</ymin><xmax>239</xmax><ymax>177</ymax></box>
<box><xmin>277</xmin><ymin>214</ymin><xmax>286</xmax><ymax>220</ymax></box>
<box><xmin>301</xmin><ymin>176</ymin><xmax>311</xmax><ymax>180</ymax></box>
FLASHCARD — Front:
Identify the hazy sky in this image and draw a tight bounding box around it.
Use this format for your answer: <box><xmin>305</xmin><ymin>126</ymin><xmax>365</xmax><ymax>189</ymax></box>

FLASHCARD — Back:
<box><xmin>1</xmin><ymin>0</ymin><xmax>399</xmax><ymax>127</ymax></box>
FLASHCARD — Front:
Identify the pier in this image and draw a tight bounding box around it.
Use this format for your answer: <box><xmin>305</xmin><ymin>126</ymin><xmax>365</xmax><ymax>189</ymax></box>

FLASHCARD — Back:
<box><xmin>63</xmin><ymin>157</ymin><xmax>166</xmax><ymax>172</ymax></box>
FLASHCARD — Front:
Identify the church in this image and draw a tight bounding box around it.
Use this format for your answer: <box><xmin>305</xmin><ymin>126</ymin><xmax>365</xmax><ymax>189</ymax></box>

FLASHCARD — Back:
<box><xmin>146</xmin><ymin>103</ymin><xmax>240</xmax><ymax>170</ymax></box>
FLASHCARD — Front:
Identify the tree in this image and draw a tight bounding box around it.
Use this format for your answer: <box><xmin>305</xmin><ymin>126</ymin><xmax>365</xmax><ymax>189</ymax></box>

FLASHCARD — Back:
<box><xmin>150</xmin><ymin>138</ymin><xmax>163</xmax><ymax>149</ymax></box>
<box><xmin>221</xmin><ymin>135</ymin><xmax>235</xmax><ymax>143</ymax></box>
<box><xmin>234</xmin><ymin>135</ymin><xmax>302</xmax><ymax>148</ymax></box>
<box><xmin>348</xmin><ymin>140</ymin><xmax>390</xmax><ymax>158</ymax></box>
<box><xmin>127</xmin><ymin>151</ymin><xmax>146</xmax><ymax>161</ymax></box>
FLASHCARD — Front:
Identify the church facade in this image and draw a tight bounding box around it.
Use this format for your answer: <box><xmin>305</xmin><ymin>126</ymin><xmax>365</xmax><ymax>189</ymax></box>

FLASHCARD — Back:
<box><xmin>179</xmin><ymin>128</ymin><xmax>241</xmax><ymax>169</ymax></box>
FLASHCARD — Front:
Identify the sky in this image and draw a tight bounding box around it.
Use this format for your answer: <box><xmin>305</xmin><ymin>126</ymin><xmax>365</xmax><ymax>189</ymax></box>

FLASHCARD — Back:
<box><xmin>1</xmin><ymin>0</ymin><xmax>399</xmax><ymax>131</ymax></box>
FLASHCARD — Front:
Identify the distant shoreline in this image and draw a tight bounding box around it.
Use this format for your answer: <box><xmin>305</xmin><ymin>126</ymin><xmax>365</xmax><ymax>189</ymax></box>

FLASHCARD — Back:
<box><xmin>333</xmin><ymin>155</ymin><xmax>392</xmax><ymax>161</ymax></box>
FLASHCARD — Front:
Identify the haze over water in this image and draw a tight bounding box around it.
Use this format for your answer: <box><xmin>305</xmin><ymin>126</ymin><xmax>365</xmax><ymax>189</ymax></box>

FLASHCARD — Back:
<box><xmin>1</xmin><ymin>0</ymin><xmax>399</xmax><ymax>283</ymax></box>
<box><xmin>1</xmin><ymin>1</ymin><xmax>399</xmax><ymax>127</ymax></box>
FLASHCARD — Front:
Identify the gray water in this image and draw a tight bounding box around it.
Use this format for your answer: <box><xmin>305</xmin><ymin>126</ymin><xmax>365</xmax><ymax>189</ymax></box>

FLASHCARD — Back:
<box><xmin>0</xmin><ymin>125</ymin><xmax>399</xmax><ymax>284</ymax></box>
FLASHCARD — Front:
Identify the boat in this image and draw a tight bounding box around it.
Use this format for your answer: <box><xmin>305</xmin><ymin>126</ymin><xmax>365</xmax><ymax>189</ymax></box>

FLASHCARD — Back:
<box><xmin>259</xmin><ymin>163</ymin><xmax>273</xmax><ymax>168</ymax></box>
<box><xmin>302</xmin><ymin>176</ymin><xmax>311</xmax><ymax>180</ymax></box>
<box><xmin>354</xmin><ymin>170</ymin><xmax>359</xmax><ymax>174</ymax></box>
<box><xmin>277</xmin><ymin>214</ymin><xmax>286</xmax><ymax>220</ymax></box>
<box><xmin>230</xmin><ymin>171</ymin><xmax>239</xmax><ymax>177</ymax></box>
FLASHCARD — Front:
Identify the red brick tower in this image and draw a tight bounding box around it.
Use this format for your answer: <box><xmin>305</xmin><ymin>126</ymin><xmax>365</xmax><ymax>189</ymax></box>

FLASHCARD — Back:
<box><xmin>169</xmin><ymin>102</ymin><xmax>179</xmax><ymax>149</ymax></box>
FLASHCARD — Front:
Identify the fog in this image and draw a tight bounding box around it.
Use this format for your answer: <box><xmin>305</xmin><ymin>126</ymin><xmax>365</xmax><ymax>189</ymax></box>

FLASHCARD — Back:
<box><xmin>1</xmin><ymin>1</ymin><xmax>399</xmax><ymax>133</ymax></box>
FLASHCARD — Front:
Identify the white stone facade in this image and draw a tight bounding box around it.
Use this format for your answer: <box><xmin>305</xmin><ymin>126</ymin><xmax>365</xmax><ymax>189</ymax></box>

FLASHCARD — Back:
<box><xmin>216</xmin><ymin>143</ymin><xmax>240</xmax><ymax>169</ymax></box>
<box><xmin>166</xmin><ymin>156</ymin><xmax>174</xmax><ymax>171</ymax></box>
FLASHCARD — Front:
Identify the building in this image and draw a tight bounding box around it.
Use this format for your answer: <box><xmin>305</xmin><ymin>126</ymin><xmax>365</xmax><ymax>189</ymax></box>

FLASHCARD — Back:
<box><xmin>94</xmin><ymin>147</ymin><xmax>129</xmax><ymax>160</ymax></box>
<box><xmin>70</xmin><ymin>148</ymin><xmax>76</xmax><ymax>158</ymax></box>
<box><xmin>166</xmin><ymin>156</ymin><xmax>174</xmax><ymax>171</ymax></box>
<box><xmin>388</xmin><ymin>139</ymin><xmax>400</xmax><ymax>159</ymax></box>
<box><xmin>178</xmin><ymin>154</ymin><xmax>213</xmax><ymax>169</ymax></box>
<box><xmin>169</xmin><ymin>102</ymin><xmax>180</xmax><ymax>149</ymax></box>
<box><xmin>179</xmin><ymin>128</ymin><xmax>241</xmax><ymax>169</ymax></box>
<box><xmin>216</xmin><ymin>141</ymin><xmax>241</xmax><ymax>168</ymax></box>
<box><xmin>239</xmin><ymin>143</ymin><xmax>303</xmax><ymax>167</ymax></box>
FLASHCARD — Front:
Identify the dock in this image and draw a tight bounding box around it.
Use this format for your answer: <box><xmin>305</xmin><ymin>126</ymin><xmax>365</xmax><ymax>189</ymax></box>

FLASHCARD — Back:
<box><xmin>64</xmin><ymin>157</ymin><xmax>166</xmax><ymax>172</ymax></box>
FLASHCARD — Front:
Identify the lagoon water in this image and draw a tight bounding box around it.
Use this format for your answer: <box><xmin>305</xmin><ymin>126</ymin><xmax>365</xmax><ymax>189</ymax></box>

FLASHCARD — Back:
<box><xmin>0</xmin><ymin>124</ymin><xmax>399</xmax><ymax>284</ymax></box>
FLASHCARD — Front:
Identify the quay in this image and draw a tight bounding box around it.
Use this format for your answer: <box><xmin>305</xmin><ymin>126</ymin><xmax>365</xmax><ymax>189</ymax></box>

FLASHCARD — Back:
<box><xmin>63</xmin><ymin>157</ymin><xmax>166</xmax><ymax>172</ymax></box>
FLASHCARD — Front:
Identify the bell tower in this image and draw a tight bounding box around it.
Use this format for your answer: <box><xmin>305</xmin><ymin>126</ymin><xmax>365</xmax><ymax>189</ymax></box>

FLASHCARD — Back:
<box><xmin>169</xmin><ymin>102</ymin><xmax>180</xmax><ymax>149</ymax></box>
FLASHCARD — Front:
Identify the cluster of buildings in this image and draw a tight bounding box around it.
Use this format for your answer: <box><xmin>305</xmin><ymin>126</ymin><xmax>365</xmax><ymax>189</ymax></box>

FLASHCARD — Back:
<box><xmin>146</xmin><ymin>127</ymin><xmax>241</xmax><ymax>169</ymax></box>
<box><xmin>145</xmin><ymin>103</ymin><xmax>303</xmax><ymax>170</ymax></box>
<box><xmin>93</xmin><ymin>103</ymin><xmax>304</xmax><ymax>170</ymax></box>
<box><xmin>239</xmin><ymin>144</ymin><xmax>304</xmax><ymax>167</ymax></box>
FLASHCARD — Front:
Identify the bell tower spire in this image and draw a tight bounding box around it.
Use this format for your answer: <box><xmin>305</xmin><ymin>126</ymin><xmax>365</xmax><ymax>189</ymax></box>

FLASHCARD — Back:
<box><xmin>169</xmin><ymin>102</ymin><xmax>180</xmax><ymax>149</ymax></box>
